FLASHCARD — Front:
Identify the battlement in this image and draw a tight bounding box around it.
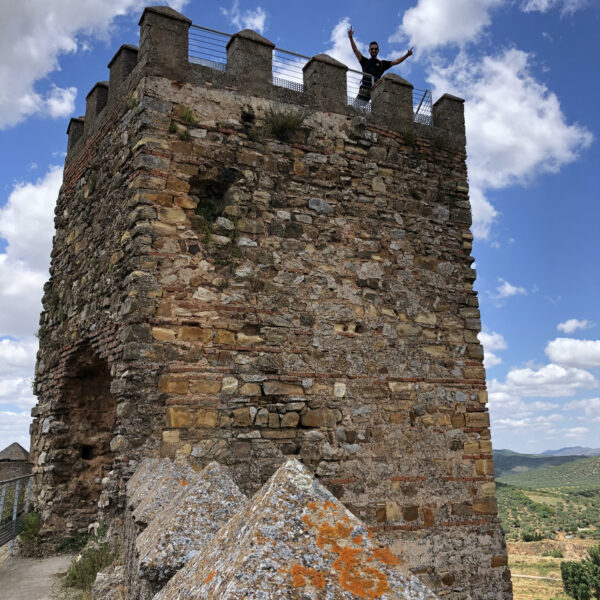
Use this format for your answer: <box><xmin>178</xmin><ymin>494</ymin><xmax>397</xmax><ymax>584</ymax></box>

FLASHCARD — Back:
<box><xmin>66</xmin><ymin>6</ymin><xmax>465</xmax><ymax>162</ymax></box>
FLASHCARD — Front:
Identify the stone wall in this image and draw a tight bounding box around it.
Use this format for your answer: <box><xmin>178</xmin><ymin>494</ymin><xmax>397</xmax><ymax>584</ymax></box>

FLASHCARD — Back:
<box><xmin>0</xmin><ymin>461</ymin><xmax>31</xmax><ymax>481</ymax></box>
<box><xmin>30</xmin><ymin>6</ymin><xmax>511</xmax><ymax>599</ymax></box>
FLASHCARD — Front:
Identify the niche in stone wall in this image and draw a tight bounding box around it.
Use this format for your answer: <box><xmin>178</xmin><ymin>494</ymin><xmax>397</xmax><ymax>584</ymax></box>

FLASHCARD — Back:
<box><xmin>55</xmin><ymin>344</ymin><xmax>116</xmax><ymax>517</ymax></box>
<box><xmin>190</xmin><ymin>167</ymin><xmax>239</xmax><ymax>226</ymax></box>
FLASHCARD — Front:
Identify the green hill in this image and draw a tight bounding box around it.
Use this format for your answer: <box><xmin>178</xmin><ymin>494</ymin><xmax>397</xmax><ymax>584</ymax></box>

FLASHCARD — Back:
<box><xmin>496</xmin><ymin>456</ymin><xmax>600</xmax><ymax>491</ymax></box>
<box><xmin>493</xmin><ymin>449</ymin><xmax>588</xmax><ymax>477</ymax></box>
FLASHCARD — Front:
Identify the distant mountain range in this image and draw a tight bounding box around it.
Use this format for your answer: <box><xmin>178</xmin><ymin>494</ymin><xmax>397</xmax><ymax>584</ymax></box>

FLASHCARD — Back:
<box><xmin>540</xmin><ymin>446</ymin><xmax>600</xmax><ymax>457</ymax></box>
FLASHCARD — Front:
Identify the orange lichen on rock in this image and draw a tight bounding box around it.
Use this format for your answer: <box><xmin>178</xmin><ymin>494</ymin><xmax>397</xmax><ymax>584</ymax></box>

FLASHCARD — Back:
<box><xmin>302</xmin><ymin>514</ymin><xmax>314</xmax><ymax>528</ymax></box>
<box><xmin>204</xmin><ymin>570</ymin><xmax>216</xmax><ymax>583</ymax></box>
<box><xmin>315</xmin><ymin>520</ymin><xmax>354</xmax><ymax>552</ymax></box>
<box><xmin>372</xmin><ymin>547</ymin><xmax>401</xmax><ymax>566</ymax></box>
<box><xmin>334</xmin><ymin>547</ymin><xmax>389</xmax><ymax>599</ymax></box>
<box><xmin>181</xmin><ymin>478</ymin><xmax>188</xmax><ymax>486</ymax></box>
<box><xmin>301</xmin><ymin>501</ymin><xmax>391</xmax><ymax>599</ymax></box>
<box><xmin>290</xmin><ymin>563</ymin><xmax>326</xmax><ymax>589</ymax></box>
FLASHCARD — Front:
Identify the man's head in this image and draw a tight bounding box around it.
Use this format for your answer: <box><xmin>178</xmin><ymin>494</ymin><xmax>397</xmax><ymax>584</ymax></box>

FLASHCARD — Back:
<box><xmin>369</xmin><ymin>42</ymin><xmax>379</xmax><ymax>58</ymax></box>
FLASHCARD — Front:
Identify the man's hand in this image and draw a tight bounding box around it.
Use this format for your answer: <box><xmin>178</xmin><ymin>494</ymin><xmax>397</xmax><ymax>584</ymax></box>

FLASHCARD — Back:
<box><xmin>407</xmin><ymin>46</ymin><xmax>414</xmax><ymax>56</ymax></box>
<box><xmin>348</xmin><ymin>26</ymin><xmax>355</xmax><ymax>38</ymax></box>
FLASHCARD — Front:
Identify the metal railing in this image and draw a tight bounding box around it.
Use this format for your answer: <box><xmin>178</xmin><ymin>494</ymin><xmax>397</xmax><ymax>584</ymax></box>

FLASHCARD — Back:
<box><xmin>188</xmin><ymin>24</ymin><xmax>228</xmax><ymax>71</ymax></box>
<box><xmin>187</xmin><ymin>24</ymin><xmax>433</xmax><ymax>125</ymax></box>
<box><xmin>0</xmin><ymin>474</ymin><xmax>34</xmax><ymax>554</ymax></box>
<box><xmin>272</xmin><ymin>48</ymin><xmax>307</xmax><ymax>93</ymax></box>
<box><xmin>413</xmin><ymin>88</ymin><xmax>433</xmax><ymax>126</ymax></box>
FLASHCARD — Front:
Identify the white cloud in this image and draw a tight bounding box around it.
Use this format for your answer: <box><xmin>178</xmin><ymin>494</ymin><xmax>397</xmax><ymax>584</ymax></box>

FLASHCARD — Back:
<box><xmin>564</xmin><ymin>398</ymin><xmax>600</xmax><ymax>422</ymax></box>
<box><xmin>469</xmin><ymin>186</ymin><xmax>499</xmax><ymax>239</ymax></box>
<box><xmin>0</xmin><ymin>338</ymin><xmax>38</xmax><ymax>377</ymax></box>
<box><xmin>0</xmin><ymin>411</ymin><xmax>32</xmax><ymax>452</ymax></box>
<box><xmin>45</xmin><ymin>85</ymin><xmax>78</xmax><ymax>118</ymax></box>
<box><xmin>479</xmin><ymin>331</ymin><xmax>507</xmax><ymax>351</ymax></box>
<box><xmin>484</xmin><ymin>352</ymin><xmax>502</xmax><ymax>369</ymax></box>
<box><xmin>0</xmin><ymin>166</ymin><xmax>60</xmax><ymax>338</ymax></box>
<box><xmin>428</xmin><ymin>48</ymin><xmax>593</xmax><ymax>239</ymax></box>
<box><xmin>391</xmin><ymin>0</ymin><xmax>503</xmax><ymax>51</ymax></box>
<box><xmin>567</xmin><ymin>399</ymin><xmax>600</xmax><ymax>423</ymax></box>
<box><xmin>564</xmin><ymin>426</ymin><xmax>589</xmax><ymax>438</ymax></box>
<box><xmin>325</xmin><ymin>17</ymin><xmax>366</xmax><ymax>70</ymax></box>
<box><xmin>493</xmin><ymin>413</ymin><xmax>563</xmax><ymax>431</ymax></box>
<box><xmin>490</xmin><ymin>363</ymin><xmax>597</xmax><ymax>398</ymax></box>
<box><xmin>492</xmin><ymin>278</ymin><xmax>527</xmax><ymax>300</ymax></box>
<box><xmin>0</xmin><ymin>377</ymin><xmax>36</xmax><ymax>411</ymax></box>
<box><xmin>557</xmin><ymin>318</ymin><xmax>594</xmax><ymax>334</ymax></box>
<box><xmin>0</xmin><ymin>0</ymin><xmax>189</xmax><ymax>129</ymax></box>
<box><xmin>479</xmin><ymin>330</ymin><xmax>507</xmax><ymax>368</ymax></box>
<box><xmin>545</xmin><ymin>338</ymin><xmax>600</xmax><ymax>369</ymax></box>
<box><xmin>521</xmin><ymin>0</ymin><xmax>589</xmax><ymax>15</ymax></box>
<box><xmin>220</xmin><ymin>1</ymin><xmax>267</xmax><ymax>34</ymax></box>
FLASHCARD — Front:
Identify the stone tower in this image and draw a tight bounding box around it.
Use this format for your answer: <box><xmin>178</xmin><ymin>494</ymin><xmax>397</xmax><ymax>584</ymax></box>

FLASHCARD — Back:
<box><xmin>30</xmin><ymin>6</ymin><xmax>511</xmax><ymax>599</ymax></box>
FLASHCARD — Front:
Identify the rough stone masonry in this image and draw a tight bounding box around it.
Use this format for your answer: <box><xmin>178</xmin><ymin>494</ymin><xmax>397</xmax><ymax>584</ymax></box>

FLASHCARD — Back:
<box><xmin>29</xmin><ymin>5</ymin><xmax>511</xmax><ymax>599</ymax></box>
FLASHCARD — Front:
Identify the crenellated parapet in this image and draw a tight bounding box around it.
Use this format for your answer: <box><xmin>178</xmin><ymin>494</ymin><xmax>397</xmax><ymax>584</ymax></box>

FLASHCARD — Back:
<box><xmin>66</xmin><ymin>5</ymin><xmax>465</xmax><ymax>161</ymax></box>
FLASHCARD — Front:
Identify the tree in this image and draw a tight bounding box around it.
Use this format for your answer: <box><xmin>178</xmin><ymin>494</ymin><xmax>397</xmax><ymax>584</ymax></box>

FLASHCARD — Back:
<box><xmin>561</xmin><ymin>544</ymin><xmax>600</xmax><ymax>600</ymax></box>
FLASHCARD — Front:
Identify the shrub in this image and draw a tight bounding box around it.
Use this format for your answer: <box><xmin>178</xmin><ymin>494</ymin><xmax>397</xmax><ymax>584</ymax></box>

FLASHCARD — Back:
<box><xmin>56</xmin><ymin>532</ymin><xmax>90</xmax><ymax>553</ymax></box>
<box><xmin>65</xmin><ymin>543</ymin><xmax>113</xmax><ymax>593</ymax></box>
<box><xmin>19</xmin><ymin>511</ymin><xmax>41</xmax><ymax>552</ymax></box>
<box><xmin>522</xmin><ymin>529</ymin><xmax>544</xmax><ymax>542</ymax></box>
<box><xmin>561</xmin><ymin>543</ymin><xmax>600</xmax><ymax>599</ymax></box>
<box><xmin>263</xmin><ymin>108</ymin><xmax>306</xmax><ymax>142</ymax></box>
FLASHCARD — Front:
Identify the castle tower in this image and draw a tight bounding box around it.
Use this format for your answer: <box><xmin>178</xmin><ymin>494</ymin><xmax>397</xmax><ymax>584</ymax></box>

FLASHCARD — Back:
<box><xmin>30</xmin><ymin>6</ymin><xmax>511</xmax><ymax>598</ymax></box>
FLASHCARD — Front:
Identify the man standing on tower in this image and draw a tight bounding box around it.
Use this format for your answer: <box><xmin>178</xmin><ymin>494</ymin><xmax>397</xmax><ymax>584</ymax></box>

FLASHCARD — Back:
<box><xmin>348</xmin><ymin>26</ymin><xmax>413</xmax><ymax>102</ymax></box>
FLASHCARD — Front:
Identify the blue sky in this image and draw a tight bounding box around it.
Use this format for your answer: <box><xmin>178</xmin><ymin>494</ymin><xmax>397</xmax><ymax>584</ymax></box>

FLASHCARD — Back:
<box><xmin>0</xmin><ymin>0</ymin><xmax>598</xmax><ymax>454</ymax></box>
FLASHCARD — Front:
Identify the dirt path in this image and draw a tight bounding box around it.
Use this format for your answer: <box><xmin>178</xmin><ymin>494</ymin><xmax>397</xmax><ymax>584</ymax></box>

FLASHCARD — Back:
<box><xmin>0</xmin><ymin>549</ymin><xmax>74</xmax><ymax>600</ymax></box>
<box><xmin>512</xmin><ymin>573</ymin><xmax>562</xmax><ymax>582</ymax></box>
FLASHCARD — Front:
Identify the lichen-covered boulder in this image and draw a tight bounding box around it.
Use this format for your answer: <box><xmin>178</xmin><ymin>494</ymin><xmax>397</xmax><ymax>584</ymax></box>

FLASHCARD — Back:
<box><xmin>154</xmin><ymin>458</ymin><xmax>438</xmax><ymax>599</ymax></box>
<box><xmin>132</xmin><ymin>459</ymin><xmax>195</xmax><ymax>527</ymax></box>
<box><xmin>135</xmin><ymin>462</ymin><xmax>246</xmax><ymax>596</ymax></box>
<box><xmin>127</xmin><ymin>458</ymin><xmax>160</xmax><ymax>501</ymax></box>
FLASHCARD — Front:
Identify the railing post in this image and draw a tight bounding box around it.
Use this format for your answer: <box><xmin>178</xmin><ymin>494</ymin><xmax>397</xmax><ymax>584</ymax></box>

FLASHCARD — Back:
<box><xmin>24</xmin><ymin>477</ymin><xmax>32</xmax><ymax>514</ymax></box>
<box><xmin>9</xmin><ymin>480</ymin><xmax>20</xmax><ymax>556</ymax></box>
<box><xmin>226</xmin><ymin>30</ymin><xmax>275</xmax><ymax>96</ymax></box>
<box><xmin>0</xmin><ymin>483</ymin><xmax>6</xmax><ymax>522</ymax></box>
<box><xmin>303</xmin><ymin>54</ymin><xmax>348</xmax><ymax>112</ymax></box>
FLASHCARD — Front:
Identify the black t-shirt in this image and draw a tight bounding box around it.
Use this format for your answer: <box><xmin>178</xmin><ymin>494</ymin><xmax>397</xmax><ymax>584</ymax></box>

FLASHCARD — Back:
<box><xmin>359</xmin><ymin>56</ymin><xmax>392</xmax><ymax>88</ymax></box>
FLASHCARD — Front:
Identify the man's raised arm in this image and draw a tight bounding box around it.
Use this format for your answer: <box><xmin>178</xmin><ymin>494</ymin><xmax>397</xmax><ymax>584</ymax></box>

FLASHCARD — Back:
<box><xmin>347</xmin><ymin>26</ymin><xmax>363</xmax><ymax>63</ymax></box>
<box><xmin>390</xmin><ymin>47</ymin><xmax>414</xmax><ymax>66</ymax></box>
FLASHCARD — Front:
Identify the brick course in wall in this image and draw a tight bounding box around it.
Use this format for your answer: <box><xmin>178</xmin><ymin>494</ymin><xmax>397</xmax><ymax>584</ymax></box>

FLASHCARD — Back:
<box><xmin>29</xmin><ymin>6</ymin><xmax>511</xmax><ymax>599</ymax></box>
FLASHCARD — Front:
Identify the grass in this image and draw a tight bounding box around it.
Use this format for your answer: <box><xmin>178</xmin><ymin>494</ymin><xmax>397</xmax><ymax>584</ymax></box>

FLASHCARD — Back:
<box><xmin>65</xmin><ymin>543</ymin><xmax>113</xmax><ymax>595</ymax></box>
<box><xmin>182</xmin><ymin>107</ymin><xmax>196</xmax><ymax>124</ymax></box>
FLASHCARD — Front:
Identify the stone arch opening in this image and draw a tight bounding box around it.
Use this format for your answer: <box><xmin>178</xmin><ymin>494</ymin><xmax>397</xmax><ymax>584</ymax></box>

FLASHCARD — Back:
<box><xmin>55</xmin><ymin>345</ymin><xmax>116</xmax><ymax>521</ymax></box>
